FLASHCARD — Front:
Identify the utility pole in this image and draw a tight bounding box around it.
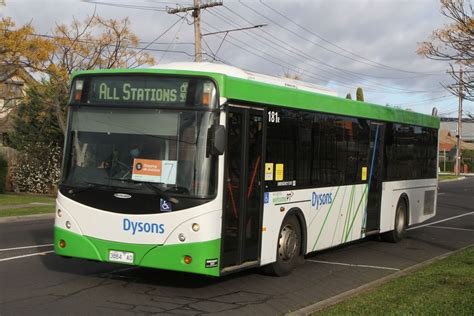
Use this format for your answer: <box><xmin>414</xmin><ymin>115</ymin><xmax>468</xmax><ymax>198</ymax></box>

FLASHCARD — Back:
<box><xmin>455</xmin><ymin>67</ymin><xmax>463</xmax><ymax>175</ymax></box>
<box><xmin>168</xmin><ymin>0</ymin><xmax>223</xmax><ymax>62</ymax></box>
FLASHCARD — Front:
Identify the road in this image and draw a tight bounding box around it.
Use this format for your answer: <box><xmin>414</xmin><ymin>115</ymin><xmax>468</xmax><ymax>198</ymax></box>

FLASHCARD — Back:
<box><xmin>1</xmin><ymin>178</ymin><xmax>473</xmax><ymax>315</ymax></box>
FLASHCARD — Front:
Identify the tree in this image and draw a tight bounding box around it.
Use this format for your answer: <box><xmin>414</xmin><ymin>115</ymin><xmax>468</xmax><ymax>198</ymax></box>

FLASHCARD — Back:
<box><xmin>345</xmin><ymin>93</ymin><xmax>352</xmax><ymax>100</ymax></box>
<box><xmin>356</xmin><ymin>87</ymin><xmax>364</xmax><ymax>101</ymax></box>
<box><xmin>8</xmin><ymin>82</ymin><xmax>63</xmax><ymax>150</ymax></box>
<box><xmin>418</xmin><ymin>0</ymin><xmax>473</xmax><ymax>100</ymax></box>
<box><xmin>0</xmin><ymin>14</ymin><xmax>155</xmax><ymax>134</ymax></box>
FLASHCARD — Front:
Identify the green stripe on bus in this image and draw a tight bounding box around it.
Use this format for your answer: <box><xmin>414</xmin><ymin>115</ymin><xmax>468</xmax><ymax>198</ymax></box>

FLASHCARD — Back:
<box><xmin>342</xmin><ymin>185</ymin><xmax>356</xmax><ymax>243</ymax></box>
<box><xmin>331</xmin><ymin>186</ymin><xmax>348</xmax><ymax>244</ymax></box>
<box><xmin>344</xmin><ymin>184</ymin><xmax>369</xmax><ymax>242</ymax></box>
<box><xmin>54</xmin><ymin>227</ymin><xmax>221</xmax><ymax>276</ymax></box>
<box><xmin>312</xmin><ymin>186</ymin><xmax>341</xmax><ymax>251</ymax></box>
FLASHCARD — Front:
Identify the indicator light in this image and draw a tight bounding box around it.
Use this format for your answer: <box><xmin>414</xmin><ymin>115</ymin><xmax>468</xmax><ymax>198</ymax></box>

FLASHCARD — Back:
<box><xmin>280</xmin><ymin>207</ymin><xmax>285</xmax><ymax>212</ymax></box>
<box><xmin>74</xmin><ymin>91</ymin><xmax>82</xmax><ymax>101</ymax></box>
<box><xmin>74</xmin><ymin>80</ymin><xmax>84</xmax><ymax>101</ymax></box>
<box><xmin>192</xmin><ymin>223</ymin><xmax>200</xmax><ymax>232</ymax></box>
<box><xmin>59</xmin><ymin>240</ymin><xmax>66</xmax><ymax>248</ymax></box>
<box><xmin>184</xmin><ymin>255</ymin><xmax>192</xmax><ymax>264</ymax></box>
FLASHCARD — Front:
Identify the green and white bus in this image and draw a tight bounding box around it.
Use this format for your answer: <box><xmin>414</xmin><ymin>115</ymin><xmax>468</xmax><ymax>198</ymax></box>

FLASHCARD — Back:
<box><xmin>55</xmin><ymin>63</ymin><xmax>439</xmax><ymax>276</ymax></box>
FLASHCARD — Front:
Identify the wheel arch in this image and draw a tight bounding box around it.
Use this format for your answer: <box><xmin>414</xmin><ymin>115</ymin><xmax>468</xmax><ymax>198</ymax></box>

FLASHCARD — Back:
<box><xmin>284</xmin><ymin>207</ymin><xmax>307</xmax><ymax>256</ymax></box>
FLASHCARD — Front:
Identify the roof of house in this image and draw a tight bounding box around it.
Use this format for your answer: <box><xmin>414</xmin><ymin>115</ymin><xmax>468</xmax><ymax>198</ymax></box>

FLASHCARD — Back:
<box><xmin>439</xmin><ymin>129</ymin><xmax>474</xmax><ymax>151</ymax></box>
<box><xmin>0</xmin><ymin>64</ymin><xmax>36</xmax><ymax>86</ymax></box>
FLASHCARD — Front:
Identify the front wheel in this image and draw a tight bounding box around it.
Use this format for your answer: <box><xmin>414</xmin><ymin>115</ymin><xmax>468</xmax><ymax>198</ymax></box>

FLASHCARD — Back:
<box><xmin>262</xmin><ymin>215</ymin><xmax>303</xmax><ymax>276</ymax></box>
<box><xmin>382</xmin><ymin>198</ymin><xmax>407</xmax><ymax>243</ymax></box>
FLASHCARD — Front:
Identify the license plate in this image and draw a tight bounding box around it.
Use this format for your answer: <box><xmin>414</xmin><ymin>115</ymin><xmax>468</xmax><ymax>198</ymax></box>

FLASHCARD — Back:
<box><xmin>108</xmin><ymin>250</ymin><xmax>134</xmax><ymax>264</ymax></box>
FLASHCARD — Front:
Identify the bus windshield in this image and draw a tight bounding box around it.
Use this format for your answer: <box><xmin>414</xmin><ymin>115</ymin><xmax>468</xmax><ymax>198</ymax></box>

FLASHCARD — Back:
<box><xmin>62</xmin><ymin>107</ymin><xmax>217</xmax><ymax>198</ymax></box>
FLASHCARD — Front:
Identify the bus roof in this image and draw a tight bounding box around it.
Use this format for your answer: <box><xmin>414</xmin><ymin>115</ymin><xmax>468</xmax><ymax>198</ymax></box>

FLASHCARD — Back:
<box><xmin>72</xmin><ymin>63</ymin><xmax>440</xmax><ymax>129</ymax></box>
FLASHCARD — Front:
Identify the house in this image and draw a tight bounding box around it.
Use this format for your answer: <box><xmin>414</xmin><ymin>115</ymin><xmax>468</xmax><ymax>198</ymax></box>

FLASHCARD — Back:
<box><xmin>439</xmin><ymin>129</ymin><xmax>474</xmax><ymax>154</ymax></box>
<box><xmin>440</xmin><ymin>117</ymin><xmax>474</xmax><ymax>144</ymax></box>
<box><xmin>0</xmin><ymin>65</ymin><xmax>36</xmax><ymax>145</ymax></box>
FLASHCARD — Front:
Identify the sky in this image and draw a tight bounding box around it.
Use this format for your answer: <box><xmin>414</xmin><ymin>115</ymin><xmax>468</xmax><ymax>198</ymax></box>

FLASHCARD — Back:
<box><xmin>1</xmin><ymin>0</ymin><xmax>473</xmax><ymax>117</ymax></box>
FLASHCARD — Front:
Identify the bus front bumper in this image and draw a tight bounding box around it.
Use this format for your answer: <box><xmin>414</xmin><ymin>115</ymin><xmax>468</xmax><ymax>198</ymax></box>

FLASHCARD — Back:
<box><xmin>54</xmin><ymin>227</ymin><xmax>221</xmax><ymax>276</ymax></box>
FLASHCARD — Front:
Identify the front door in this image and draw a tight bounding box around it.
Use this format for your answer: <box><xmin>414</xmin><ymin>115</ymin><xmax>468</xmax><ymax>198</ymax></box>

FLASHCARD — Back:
<box><xmin>365</xmin><ymin>123</ymin><xmax>385</xmax><ymax>233</ymax></box>
<box><xmin>221</xmin><ymin>106</ymin><xmax>265</xmax><ymax>269</ymax></box>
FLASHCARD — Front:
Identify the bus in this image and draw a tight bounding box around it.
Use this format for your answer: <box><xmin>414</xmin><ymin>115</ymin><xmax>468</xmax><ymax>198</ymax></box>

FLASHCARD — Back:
<box><xmin>55</xmin><ymin>63</ymin><xmax>439</xmax><ymax>276</ymax></box>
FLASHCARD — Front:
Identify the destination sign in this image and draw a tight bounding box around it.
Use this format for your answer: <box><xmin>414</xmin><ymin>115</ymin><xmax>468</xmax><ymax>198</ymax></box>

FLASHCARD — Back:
<box><xmin>73</xmin><ymin>76</ymin><xmax>216</xmax><ymax>107</ymax></box>
<box><xmin>90</xmin><ymin>77</ymin><xmax>188</xmax><ymax>104</ymax></box>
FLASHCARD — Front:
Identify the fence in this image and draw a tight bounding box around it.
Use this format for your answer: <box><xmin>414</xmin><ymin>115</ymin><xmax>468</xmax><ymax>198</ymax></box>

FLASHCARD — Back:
<box><xmin>439</xmin><ymin>152</ymin><xmax>473</xmax><ymax>173</ymax></box>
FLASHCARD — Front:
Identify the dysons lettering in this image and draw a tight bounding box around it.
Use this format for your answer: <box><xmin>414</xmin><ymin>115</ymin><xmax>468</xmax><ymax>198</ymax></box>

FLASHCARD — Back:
<box><xmin>312</xmin><ymin>192</ymin><xmax>333</xmax><ymax>210</ymax></box>
<box><xmin>123</xmin><ymin>218</ymin><xmax>165</xmax><ymax>235</ymax></box>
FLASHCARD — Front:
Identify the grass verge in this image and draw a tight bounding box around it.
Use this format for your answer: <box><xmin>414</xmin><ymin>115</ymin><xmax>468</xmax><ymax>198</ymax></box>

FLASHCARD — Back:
<box><xmin>0</xmin><ymin>205</ymin><xmax>55</xmax><ymax>217</ymax></box>
<box><xmin>317</xmin><ymin>247</ymin><xmax>474</xmax><ymax>315</ymax></box>
<box><xmin>0</xmin><ymin>193</ymin><xmax>55</xmax><ymax>205</ymax></box>
<box><xmin>439</xmin><ymin>174</ymin><xmax>462</xmax><ymax>181</ymax></box>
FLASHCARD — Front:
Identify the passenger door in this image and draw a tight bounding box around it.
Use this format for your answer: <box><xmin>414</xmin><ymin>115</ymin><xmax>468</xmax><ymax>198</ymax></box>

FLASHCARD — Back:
<box><xmin>365</xmin><ymin>123</ymin><xmax>385</xmax><ymax>233</ymax></box>
<box><xmin>221</xmin><ymin>106</ymin><xmax>265</xmax><ymax>271</ymax></box>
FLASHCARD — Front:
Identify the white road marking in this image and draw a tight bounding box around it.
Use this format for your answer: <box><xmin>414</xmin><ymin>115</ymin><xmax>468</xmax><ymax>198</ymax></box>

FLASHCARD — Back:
<box><xmin>0</xmin><ymin>250</ymin><xmax>54</xmax><ymax>262</ymax></box>
<box><xmin>0</xmin><ymin>243</ymin><xmax>54</xmax><ymax>252</ymax></box>
<box><xmin>426</xmin><ymin>225</ymin><xmax>474</xmax><ymax>232</ymax></box>
<box><xmin>307</xmin><ymin>259</ymin><xmax>400</xmax><ymax>271</ymax></box>
<box><xmin>407</xmin><ymin>212</ymin><xmax>474</xmax><ymax>231</ymax></box>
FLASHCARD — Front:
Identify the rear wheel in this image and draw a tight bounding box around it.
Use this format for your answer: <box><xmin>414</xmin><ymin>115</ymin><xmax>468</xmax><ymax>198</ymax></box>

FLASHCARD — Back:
<box><xmin>382</xmin><ymin>198</ymin><xmax>407</xmax><ymax>243</ymax></box>
<box><xmin>262</xmin><ymin>215</ymin><xmax>303</xmax><ymax>276</ymax></box>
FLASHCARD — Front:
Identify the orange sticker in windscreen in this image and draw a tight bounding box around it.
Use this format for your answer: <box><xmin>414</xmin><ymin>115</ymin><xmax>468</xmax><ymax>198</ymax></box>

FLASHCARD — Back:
<box><xmin>132</xmin><ymin>159</ymin><xmax>177</xmax><ymax>184</ymax></box>
<box><xmin>133</xmin><ymin>159</ymin><xmax>162</xmax><ymax>177</ymax></box>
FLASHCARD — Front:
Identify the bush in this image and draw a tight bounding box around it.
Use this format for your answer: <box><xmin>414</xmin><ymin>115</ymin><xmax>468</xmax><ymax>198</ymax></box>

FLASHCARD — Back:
<box><xmin>10</xmin><ymin>142</ymin><xmax>62</xmax><ymax>194</ymax></box>
<box><xmin>0</xmin><ymin>154</ymin><xmax>7</xmax><ymax>193</ymax></box>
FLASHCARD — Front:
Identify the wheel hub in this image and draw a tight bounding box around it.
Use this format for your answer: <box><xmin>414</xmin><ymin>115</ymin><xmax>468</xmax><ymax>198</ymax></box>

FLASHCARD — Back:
<box><xmin>278</xmin><ymin>224</ymin><xmax>298</xmax><ymax>261</ymax></box>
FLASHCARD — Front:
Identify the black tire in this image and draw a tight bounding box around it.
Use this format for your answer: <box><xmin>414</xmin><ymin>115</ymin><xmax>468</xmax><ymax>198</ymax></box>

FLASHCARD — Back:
<box><xmin>382</xmin><ymin>198</ymin><xmax>407</xmax><ymax>243</ymax></box>
<box><xmin>262</xmin><ymin>215</ymin><xmax>303</xmax><ymax>276</ymax></box>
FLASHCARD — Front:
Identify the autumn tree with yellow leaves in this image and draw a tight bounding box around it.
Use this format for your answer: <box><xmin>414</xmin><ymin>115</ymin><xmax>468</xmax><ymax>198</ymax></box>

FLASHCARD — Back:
<box><xmin>0</xmin><ymin>14</ymin><xmax>155</xmax><ymax>134</ymax></box>
<box><xmin>418</xmin><ymin>0</ymin><xmax>473</xmax><ymax>100</ymax></box>
<box><xmin>1</xmin><ymin>14</ymin><xmax>155</xmax><ymax>193</ymax></box>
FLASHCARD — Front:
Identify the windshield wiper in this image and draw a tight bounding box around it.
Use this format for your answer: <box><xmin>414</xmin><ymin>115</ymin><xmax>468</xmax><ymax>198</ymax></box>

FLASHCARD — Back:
<box><xmin>106</xmin><ymin>177</ymin><xmax>179</xmax><ymax>203</ymax></box>
<box><xmin>66</xmin><ymin>181</ymin><xmax>109</xmax><ymax>194</ymax></box>
<box><xmin>164</xmin><ymin>185</ymin><xmax>190</xmax><ymax>195</ymax></box>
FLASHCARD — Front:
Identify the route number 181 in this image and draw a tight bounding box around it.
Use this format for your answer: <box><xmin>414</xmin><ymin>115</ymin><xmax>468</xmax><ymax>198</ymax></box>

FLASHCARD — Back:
<box><xmin>268</xmin><ymin>111</ymin><xmax>280</xmax><ymax>123</ymax></box>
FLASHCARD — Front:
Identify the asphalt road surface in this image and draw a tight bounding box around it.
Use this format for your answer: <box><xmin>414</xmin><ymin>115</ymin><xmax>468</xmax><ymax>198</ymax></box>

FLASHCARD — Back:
<box><xmin>1</xmin><ymin>178</ymin><xmax>473</xmax><ymax>315</ymax></box>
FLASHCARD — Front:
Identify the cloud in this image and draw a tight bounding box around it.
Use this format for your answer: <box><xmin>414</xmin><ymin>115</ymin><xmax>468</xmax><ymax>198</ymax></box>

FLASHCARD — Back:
<box><xmin>2</xmin><ymin>0</ymin><xmax>471</xmax><ymax>114</ymax></box>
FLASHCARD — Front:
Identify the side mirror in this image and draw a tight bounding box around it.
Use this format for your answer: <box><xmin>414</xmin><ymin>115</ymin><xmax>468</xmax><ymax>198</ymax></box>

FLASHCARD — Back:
<box><xmin>207</xmin><ymin>125</ymin><xmax>226</xmax><ymax>156</ymax></box>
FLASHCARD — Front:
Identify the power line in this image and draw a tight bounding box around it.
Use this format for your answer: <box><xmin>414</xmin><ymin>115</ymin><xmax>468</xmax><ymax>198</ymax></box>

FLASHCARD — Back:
<box><xmin>82</xmin><ymin>0</ymin><xmax>168</xmax><ymax>11</ymax></box>
<box><xmin>201</xmin><ymin>24</ymin><xmax>441</xmax><ymax>95</ymax></box>
<box><xmin>221</xmin><ymin>5</ymin><xmax>445</xmax><ymax>87</ymax></box>
<box><xmin>28</xmin><ymin>32</ymin><xmax>196</xmax><ymax>60</ymax></box>
<box><xmin>207</xmin><ymin>8</ymin><xmax>443</xmax><ymax>94</ymax></box>
<box><xmin>258</xmin><ymin>0</ymin><xmax>445</xmax><ymax>76</ymax></box>
<box><xmin>237</xmin><ymin>1</ymin><xmax>445</xmax><ymax>77</ymax></box>
<box><xmin>392</xmin><ymin>95</ymin><xmax>452</xmax><ymax>107</ymax></box>
<box><xmin>157</xmin><ymin>15</ymin><xmax>187</xmax><ymax>63</ymax></box>
<box><xmin>167</xmin><ymin>0</ymin><xmax>223</xmax><ymax>62</ymax></box>
<box><xmin>128</xmin><ymin>15</ymin><xmax>187</xmax><ymax>67</ymax></box>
